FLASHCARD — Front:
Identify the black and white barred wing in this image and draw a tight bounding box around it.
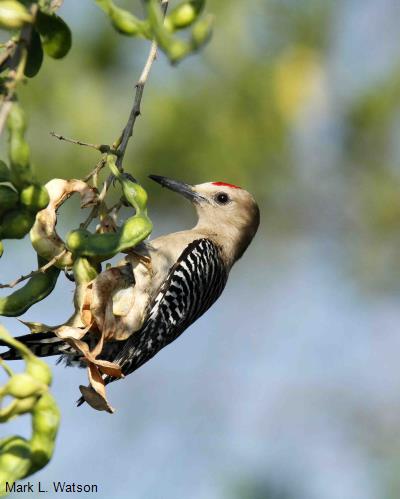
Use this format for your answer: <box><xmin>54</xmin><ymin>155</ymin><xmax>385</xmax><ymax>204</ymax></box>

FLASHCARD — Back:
<box><xmin>112</xmin><ymin>238</ymin><xmax>228</xmax><ymax>377</ymax></box>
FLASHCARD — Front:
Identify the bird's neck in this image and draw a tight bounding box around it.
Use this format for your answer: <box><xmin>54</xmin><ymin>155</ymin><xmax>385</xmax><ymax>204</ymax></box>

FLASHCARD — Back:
<box><xmin>193</xmin><ymin>220</ymin><xmax>244</xmax><ymax>269</ymax></box>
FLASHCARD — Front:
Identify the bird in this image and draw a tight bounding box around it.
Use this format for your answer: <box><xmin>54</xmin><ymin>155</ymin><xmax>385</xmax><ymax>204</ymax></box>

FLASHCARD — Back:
<box><xmin>0</xmin><ymin>175</ymin><xmax>260</xmax><ymax>406</ymax></box>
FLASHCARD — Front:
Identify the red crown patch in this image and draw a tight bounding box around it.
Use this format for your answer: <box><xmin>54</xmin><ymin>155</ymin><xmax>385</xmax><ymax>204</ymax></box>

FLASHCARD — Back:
<box><xmin>212</xmin><ymin>182</ymin><xmax>241</xmax><ymax>189</ymax></box>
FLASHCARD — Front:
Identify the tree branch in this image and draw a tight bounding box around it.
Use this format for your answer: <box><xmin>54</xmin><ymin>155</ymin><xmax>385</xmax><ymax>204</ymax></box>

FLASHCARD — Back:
<box><xmin>50</xmin><ymin>131</ymin><xmax>116</xmax><ymax>154</ymax></box>
<box><xmin>79</xmin><ymin>1</ymin><xmax>170</xmax><ymax>230</ymax></box>
<box><xmin>114</xmin><ymin>0</ymin><xmax>169</xmax><ymax>169</ymax></box>
<box><xmin>0</xmin><ymin>249</ymin><xmax>67</xmax><ymax>289</ymax></box>
<box><xmin>18</xmin><ymin>1</ymin><xmax>171</xmax><ymax>278</ymax></box>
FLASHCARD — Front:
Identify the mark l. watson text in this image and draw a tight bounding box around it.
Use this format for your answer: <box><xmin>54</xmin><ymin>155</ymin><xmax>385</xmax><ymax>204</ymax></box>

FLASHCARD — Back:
<box><xmin>4</xmin><ymin>481</ymin><xmax>99</xmax><ymax>493</ymax></box>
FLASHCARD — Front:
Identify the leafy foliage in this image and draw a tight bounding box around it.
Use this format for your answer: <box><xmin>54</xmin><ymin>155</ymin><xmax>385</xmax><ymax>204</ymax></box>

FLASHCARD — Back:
<box><xmin>0</xmin><ymin>0</ymin><xmax>214</xmax><ymax>491</ymax></box>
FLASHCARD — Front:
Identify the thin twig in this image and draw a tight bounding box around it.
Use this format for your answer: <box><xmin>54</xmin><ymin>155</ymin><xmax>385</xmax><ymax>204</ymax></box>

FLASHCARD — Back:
<box><xmin>83</xmin><ymin>157</ymin><xmax>107</xmax><ymax>183</ymax></box>
<box><xmin>79</xmin><ymin>1</ymin><xmax>169</xmax><ymax>229</ymax></box>
<box><xmin>62</xmin><ymin>0</ymin><xmax>168</xmax><ymax>187</ymax></box>
<box><xmin>50</xmin><ymin>132</ymin><xmax>116</xmax><ymax>154</ymax></box>
<box><xmin>78</xmin><ymin>31</ymin><xmax>165</xmax><ymax>190</ymax></box>
<box><xmin>0</xmin><ymin>41</ymin><xmax>17</xmax><ymax>70</ymax></box>
<box><xmin>115</xmin><ymin>41</ymin><xmax>158</xmax><ymax>167</ymax></box>
<box><xmin>114</xmin><ymin>0</ymin><xmax>169</xmax><ymax>168</ymax></box>
<box><xmin>31</xmin><ymin>1</ymin><xmax>169</xmax><ymax>268</ymax></box>
<box><xmin>80</xmin><ymin>159</ymin><xmax>109</xmax><ymax>230</ymax></box>
<box><xmin>0</xmin><ymin>249</ymin><xmax>67</xmax><ymax>289</ymax></box>
<box><xmin>79</xmin><ymin>178</ymin><xmax>109</xmax><ymax>230</ymax></box>
<box><xmin>80</xmin><ymin>204</ymin><xmax>99</xmax><ymax>230</ymax></box>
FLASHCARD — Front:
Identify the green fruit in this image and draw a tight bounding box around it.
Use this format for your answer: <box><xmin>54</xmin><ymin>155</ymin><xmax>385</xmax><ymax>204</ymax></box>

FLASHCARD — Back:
<box><xmin>20</xmin><ymin>184</ymin><xmax>49</xmax><ymax>213</ymax></box>
<box><xmin>0</xmin><ymin>1</ymin><xmax>33</xmax><ymax>30</ymax></box>
<box><xmin>66</xmin><ymin>157</ymin><xmax>152</xmax><ymax>260</ymax></box>
<box><xmin>109</xmin><ymin>8</ymin><xmax>144</xmax><ymax>36</ymax></box>
<box><xmin>7</xmin><ymin>103</ymin><xmax>34</xmax><ymax>188</ymax></box>
<box><xmin>6</xmin><ymin>373</ymin><xmax>44</xmax><ymax>399</ymax></box>
<box><xmin>0</xmin><ymin>256</ymin><xmax>60</xmax><ymax>316</ymax></box>
<box><xmin>95</xmin><ymin>0</ymin><xmax>147</xmax><ymax>37</ymax></box>
<box><xmin>66</xmin><ymin>215</ymin><xmax>152</xmax><ymax>258</ymax></box>
<box><xmin>146</xmin><ymin>0</ymin><xmax>190</xmax><ymax>63</ymax></box>
<box><xmin>0</xmin><ymin>241</ymin><xmax>3</xmax><ymax>257</ymax></box>
<box><xmin>0</xmin><ymin>160</ymin><xmax>10</xmax><ymax>182</ymax></box>
<box><xmin>36</xmin><ymin>11</ymin><xmax>72</xmax><ymax>59</ymax></box>
<box><xmin>25</xmin><ymin>28</ymin><xmax>44</xmax><ymax>78</ymax></box>
<box><xmin>0</xmin><ymin>437</ymin><xmax>32</xmax><ymax>489</ymax></box>
<box><xmin>73</xmin><ymin>257</ymin><xmax>100</xmax><ymax>284</ymax></box>
<box><xmin>29</xmin><ymin>393</ymin><xmax>60</xmax><ymax>473</ymax></box>
<box><xmin>167</xmin><ymin>0</ymin><xmax>205</xmax><ymax>30</ymax></box>
<box><xmin>191</xmin><ymin>15</ymin><xmax>213</xmax><ymax>50</ymax></box>
<box><xmin>9</xmin><ymin>136</ymin><xmax>30</xmax><ymax>168</ymax></box>
<box><xmin>107</xmin><ymin>156</ymin><xmax>148</xmax><ymax>212</ymax></box>
<box><xmin>120</xmin><ymin>176</ymin><xmax>148</xmax><ymax>212</ymax></box>
<box><xmin>7</xmin><ymin>102</ymin><xmax>26</xmax><ymax>134</ymax></box>
<box><xmin>0</xmin><ymin>184</ymin><xmax>18</xmax><ymax>215</ymax></box>
<box><xmin>9</xmin><ymin>136</ymin><xmax>33</xmax><ymax>188</ymax></box>
<box><xmin>64</xmin><ymin>155</ymin><xmax>154</xmax><ymax>259</ymax></box>
<box><xmin>0</xmin><ymin>208</ymin><xmax>35</xmax><ymax>239</ymax></box>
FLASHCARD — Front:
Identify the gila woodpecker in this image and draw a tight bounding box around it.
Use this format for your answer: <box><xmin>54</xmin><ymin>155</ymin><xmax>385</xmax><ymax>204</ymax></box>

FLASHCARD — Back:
<box><xmin>1</xmin><ymin>175</ymin><xmax>260</xmax><ymax>403</ymax></box>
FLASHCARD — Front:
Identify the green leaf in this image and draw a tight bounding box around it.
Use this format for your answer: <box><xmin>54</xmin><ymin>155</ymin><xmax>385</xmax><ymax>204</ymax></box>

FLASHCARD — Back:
<box><xmin>35</xmin><ymin>10</ymin><xmax>72</xmax><ymax>59</ymax></box>
<box><xmin>24</xmin><ymin>29</ymin><xmax>43</xmax><ymax>78</ymax></box>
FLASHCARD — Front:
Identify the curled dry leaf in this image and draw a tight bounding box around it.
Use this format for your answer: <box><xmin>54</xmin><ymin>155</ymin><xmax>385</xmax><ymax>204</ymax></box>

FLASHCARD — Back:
<box><xmin>86</xmin><ymin>255</ymin><xmax>152</xmax><ymax>341</ymax></box>
<box><xmin>87</xmin><ymin>265</ymin><xmax>136</xmax><ymax>340</ymax></box>
<box><xmin>54</xmin><ymin>324</ymin><xmax>89</xmax><ymax>341</ymax></box>
<box><xmin>19</xmin><ymin>316</ymin><xmax>119</xmax><ymax>412</ymax></box>
<box><xmin>74</xmin><ymin>338</ymin><xmax>122</xmax><ymax>413</ymax></box>
<box><xmin>53</xmin><ymin>325</ymin><xmax>119</xmax><ymax>377</ymax></box>
<box><xmin>30</xmin><ymin>179</ymin><xmax>98</xmax><ymax>268</ymax></box>
<box><xmin>111</xmin><ymin>252</ymin><xmax>153</xmax><ymax>339</ymax></box>
<box><xmin>80</xmin><ymin>283</ymin><xmax>94</xmax><ymax>328</ymax></box>
<box><xmin>18</xmin><ymin>319</ymin><xmax>54</xmax><ymax>333</ymax></box>
<box><xmin>79</xmin><ymin>381</ymin><xmax>115</xmax><ymax>413</ymax></box>
<box><xmin>87</xmin><ymin>364</ymin><xmax>108</xmax><ymax>404</ymax></box>
<box><xmin>72</xmin><ymin>255</ymin><xmax>153</xmax><ymax>410</ymax></box>
<box><xmin>52</xmin><ymin>320</ymin><xmax>123</xmax><ymax>412</ymax></box>
<box><xmin>19</xmin><ymin>241</ymin><xmax>153</xmax><ymax>411</ymax></box>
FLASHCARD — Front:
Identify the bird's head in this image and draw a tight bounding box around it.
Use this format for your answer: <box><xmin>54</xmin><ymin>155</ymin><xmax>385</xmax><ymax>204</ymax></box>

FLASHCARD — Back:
<box><xmin>149</xmin><ymin>175</ymin><xmax>260</xmax><ymax>265</ymax></box>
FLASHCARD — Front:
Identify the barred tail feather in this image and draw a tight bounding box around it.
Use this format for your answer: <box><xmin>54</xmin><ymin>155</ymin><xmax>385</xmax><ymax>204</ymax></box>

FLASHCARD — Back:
<box><xmin>0</xmin><ymin>332</ymin><xmax>66</xmax><ymax>360</ymax></box>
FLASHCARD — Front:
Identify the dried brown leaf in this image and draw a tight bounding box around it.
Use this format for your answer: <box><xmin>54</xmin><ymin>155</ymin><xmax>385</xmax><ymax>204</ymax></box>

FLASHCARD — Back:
<box><xmin>18</xmin><ymin>320</ymin><xmax>53</xmax><ymax>334</ymax></box>
<box><xmin>93</xmin><ymin>359</ymin><xmax>123</xmax><ymax>378</ymax></box>
<box><xmin>54</xmin><ymin>325</ymin><xmax>89</xmax><ymax>340</ymax></box>
<box><xmin>31</xmin><ymin>179</ymin><xmax>99</xmax><ymax>268</ymax></box>
<box><xmin>89</xmin><ymin>267</ymin><xmax>126</xmax><ymax>331</ymax></box>
<box><xmin>79</xmin><ymin>385</ymin><xmax>115</xmax><ymax>413</ymax></box>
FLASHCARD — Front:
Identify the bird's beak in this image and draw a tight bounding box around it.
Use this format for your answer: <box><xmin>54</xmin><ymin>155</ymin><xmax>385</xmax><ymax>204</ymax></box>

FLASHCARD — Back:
<box><xmin>149</xmin><ymin>175</ymin><xmax>205</xmax><ymax>203</ymax></box>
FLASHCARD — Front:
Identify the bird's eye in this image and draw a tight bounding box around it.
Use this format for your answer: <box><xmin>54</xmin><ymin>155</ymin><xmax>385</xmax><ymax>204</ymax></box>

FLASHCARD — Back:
<box><xmin>215</xmin><ymin>192</ymin><xmax>230</xmax><ymax>205</ymax></box>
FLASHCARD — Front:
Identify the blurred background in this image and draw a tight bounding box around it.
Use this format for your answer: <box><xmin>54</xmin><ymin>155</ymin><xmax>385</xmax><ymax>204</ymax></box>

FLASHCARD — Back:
<box><xmin>2</xmin><ymin>0</ymin><xmax>400</xmax><ymax>497</ymax></box>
